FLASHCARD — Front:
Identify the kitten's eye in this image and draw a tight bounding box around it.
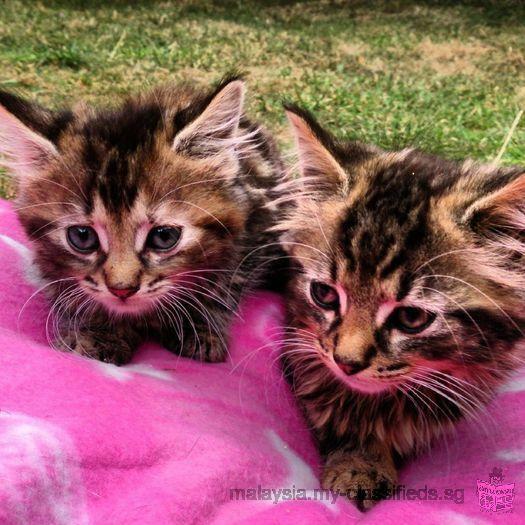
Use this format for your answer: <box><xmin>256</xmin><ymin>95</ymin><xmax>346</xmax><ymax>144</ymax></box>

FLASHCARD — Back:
<box><xmin>67</xmin><ymin>226</ymin><xmax>99</xmax><ymax>253</ymax></box>
<box><xmin>310</xmin><ymin>281</ymin><xmax>339</xmax><ymax>310</ymax></box>
<box><xmin>390</xmin><ymin>307</ymin><xmax>436</xmax><ymax>334</ymax></box>
<box><xmin>146</xmin><ymin>226</ymin><xmax>182</xmax><ymax>251</ymax></box>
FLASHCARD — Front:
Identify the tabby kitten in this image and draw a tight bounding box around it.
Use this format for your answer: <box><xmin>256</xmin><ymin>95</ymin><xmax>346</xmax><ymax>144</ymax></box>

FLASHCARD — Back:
<box><xmin>0</xmin><ymin>77</ymin><xmax>284</xmax><ymax>364</ymax></box>
<box><xmin>277</xmin><ymin>105</ymin><xmax>525</xmax><ymax>510</ymax></box>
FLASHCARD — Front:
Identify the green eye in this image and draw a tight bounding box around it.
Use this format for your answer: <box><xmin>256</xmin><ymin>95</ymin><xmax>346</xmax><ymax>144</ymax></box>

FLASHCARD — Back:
<box><xmin>389</xmin><ymin>307</ymin><xmax>436</xmax><ymax>334</ymax></box>
<box><xmin>146</xmin><ymin>226</ymin><xmax>182</xmax><ymax>251</ymax></box>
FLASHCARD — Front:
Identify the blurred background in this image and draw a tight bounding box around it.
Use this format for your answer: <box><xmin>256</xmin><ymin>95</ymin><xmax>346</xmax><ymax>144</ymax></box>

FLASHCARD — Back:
<box><xmin>1</xmin><ymin>0</ymin><xmax>524</xmax><ymax>197</ymax></box>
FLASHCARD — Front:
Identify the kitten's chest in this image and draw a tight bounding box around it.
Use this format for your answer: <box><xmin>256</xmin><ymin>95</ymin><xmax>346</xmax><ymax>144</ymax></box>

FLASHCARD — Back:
<box><xmin>286</xmin><ymin>352</ymin><xmax>450</xmax><ymax>457</ymax></box>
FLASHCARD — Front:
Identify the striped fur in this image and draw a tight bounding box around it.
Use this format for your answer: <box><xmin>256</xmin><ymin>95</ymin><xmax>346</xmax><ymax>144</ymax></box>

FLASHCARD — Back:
<box><xmin>278</xmin><ymin>105</ymin><xmax>525</xmax><ymax>510</ymax></box>
<box><xmin>0</xmin><ymin>77</ymin><xmax>286</xmax><ymax>364</ymax></box>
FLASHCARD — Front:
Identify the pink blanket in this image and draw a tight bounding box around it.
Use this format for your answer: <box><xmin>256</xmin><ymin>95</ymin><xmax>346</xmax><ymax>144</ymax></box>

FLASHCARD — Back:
<box><xmin>0</xmin><ymin>197</ymin><xmax>523</xmax><ymax>524</ymax></box>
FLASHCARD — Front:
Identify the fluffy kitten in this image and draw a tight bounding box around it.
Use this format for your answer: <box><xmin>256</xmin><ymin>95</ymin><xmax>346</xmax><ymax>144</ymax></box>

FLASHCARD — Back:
<box><xmin>0</xmin><ymin>77</ymin><xmax>284</xmax><ymax>364</ymax></box>
<box><xmin>276</xmin><ymin>105</ymin><xmax>525</xmax><ymax>510</ymax></box>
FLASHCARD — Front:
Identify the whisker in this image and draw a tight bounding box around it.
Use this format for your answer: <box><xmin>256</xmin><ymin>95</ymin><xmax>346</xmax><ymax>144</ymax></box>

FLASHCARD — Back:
<box><xmin>416</xmin><ymin>273</ymin><xmax>524</xmax><ymax>337</ymax></box>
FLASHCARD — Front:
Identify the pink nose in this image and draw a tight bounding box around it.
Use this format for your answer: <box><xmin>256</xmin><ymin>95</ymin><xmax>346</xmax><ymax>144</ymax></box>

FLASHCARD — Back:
<box><xmin>108</xmin><ymin>286</ymin><xmax>138</xmax><ymax>300</ymax></box>
<box><xmin>333</xmin><ymin>355</ymin><xmax>367</xmax><ymax>376</ymax></box>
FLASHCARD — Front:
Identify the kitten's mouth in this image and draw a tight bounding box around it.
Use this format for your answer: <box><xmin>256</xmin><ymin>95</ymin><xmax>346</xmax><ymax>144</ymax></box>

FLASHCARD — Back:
<box><xmin>99</xmin><ymin>294</ymin><xmax>156</xmax><ymax>315</ymax></box>
<box><xmin>80</xmin><ymin>284</ymin><xmax>157</xmax><ymax>315</ymax></box>
<box><xmin>81</xmin><ymin>278</ymin><xmax>187</xmax><ymax>316</ymax></box>
<box><xmin>328</xmin><ymin>358</ymin><xmax>409</xmax><ymax>395</ymax></box>
<box><xmin>339</xmin><ymin>374</ymin><xmax>397</xmax><ymax>395</ymax></box>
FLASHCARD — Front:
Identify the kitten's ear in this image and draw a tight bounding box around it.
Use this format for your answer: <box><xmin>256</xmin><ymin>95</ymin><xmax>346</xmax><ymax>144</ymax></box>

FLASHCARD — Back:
<box><xmin>462</xmin><ymin>167</ymin><xmax>525</xmax><ymax>235</ymax></box>
<box><xmin>0</xmin><ymin>92</ymin><xmax>58</xmax><ymax>180</ymax></box>
<box><xmin>173</xmin><ymin>78</ymin><xmax>245</xmax><ymax>158</ymax></box>
<box><xmin>285</xmin><ymin>105</ymin><xmax>347</xmax><ymax>194</ymax></box>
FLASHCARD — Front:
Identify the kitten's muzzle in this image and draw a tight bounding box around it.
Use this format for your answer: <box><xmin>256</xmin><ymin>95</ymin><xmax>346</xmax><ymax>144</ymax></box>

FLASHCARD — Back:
<box><xmin>107</xmin><ymin>286</ymin><xmax>139</xmax><ymax>300</ymax></box>
<box><xmin>333</xmin><ymin>354</ymin><xmax>368</xmax><ymax>375</ymax></box>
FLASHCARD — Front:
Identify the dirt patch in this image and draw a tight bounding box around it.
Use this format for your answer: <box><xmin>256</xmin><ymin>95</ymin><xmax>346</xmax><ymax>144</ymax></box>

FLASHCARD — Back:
<box><xmin>337</xmin><ymin>41</ymin><xmax>386</xmax><ymax>72</ymax></box>
<box><xmin>338</xmin><ymin>42</ymin><xmax>369</xmax><ymax>57</ymax></box>
<box><xmin>516</xmin><ymin>86</ymin><xmax>525</xmax><ymax>107</ymax></box>
<box><xmin>413</xmin><ymin>38</ymin><xmax>492</xmax><ymax>76</ymax></box>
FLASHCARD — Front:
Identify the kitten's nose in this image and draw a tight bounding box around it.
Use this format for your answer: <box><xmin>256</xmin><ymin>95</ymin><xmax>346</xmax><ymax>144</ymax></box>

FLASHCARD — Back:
<box><xmin>333</xmin><ymin>354</ymin><xmax>367</xmax><ymax>375</ymax></box>
<box><xmin>108</xmin><ymin>286</ymin><xmax>139</xmax><ymax>300</ymax></box>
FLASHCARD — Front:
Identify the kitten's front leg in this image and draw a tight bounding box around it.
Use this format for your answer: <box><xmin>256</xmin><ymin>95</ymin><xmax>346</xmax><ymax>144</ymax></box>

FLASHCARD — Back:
<box><xmin>161</xmin><ymin>324</ymin><xmax>228</xmax><ymax>363</ymax></box>
<box><xmin>181</xmin><ymin>327</ymin><xmax>228</xmax><ymax>363</ymax></box>
<box><xmin>55</xmin><ymin>323</ymin><xmax>140</xmax><ymax>365</ymax></box>
<box><xmin>322</xmin><ymin>442</ymin><xmax>397</xmax><ymax>511</ymax></box>
<box><xmin>159</xmin><ymin>309</ymin><xmax>230</xmax><ymax>363</ymax></box>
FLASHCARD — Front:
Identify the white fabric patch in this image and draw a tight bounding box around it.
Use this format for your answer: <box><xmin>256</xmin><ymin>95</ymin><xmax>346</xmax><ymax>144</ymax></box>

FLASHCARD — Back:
<box><xmin>496</xmin><ymin>447</ymin><xmax>525</xmax><ymax>462</ymax></box>
<box><xmin>0</xmin><ymin>233</ymin><xmax>42</xmax><ymax>286</ymax></box>
<box><xmin>438</xmin><ymin>510</ymin><xmax>489</xmax><ymax>525</ymax></box>
<box><xmin>126</xmin><ymin>363</ymin><xmax>175</xmax><ymax>382</ymax></box>
<box><xmin>0</xmin><ymin>233</ymin><xmax>31</xmax><ymax>263</ymax></box>
<box><xmin>0</xmin><ymin>412</ymin><xmax>88</xmax><ymax>525</ymax></box>
<box><xmin>266</xmin><ymin>429</ymin><xmax>338</xmax><ymax>512</ymax></box>
<box><xmin>498</xmin><ymin>374</ymin><xmax>525</xmax><ymax>394</ymax></box>
<box><xmin>95</xmin><ymin>361</ymin><xmax>132</xmax><ymax>381</ymax></box>
<box><xmin>95</xmin><ymin>361</ymin><xmax>177</xmax><ymax>384</ymax></box>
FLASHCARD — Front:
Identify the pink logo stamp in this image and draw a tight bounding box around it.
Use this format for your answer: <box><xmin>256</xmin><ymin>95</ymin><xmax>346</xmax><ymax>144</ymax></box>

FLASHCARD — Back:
<box><xmin>477</xmin><ymin>467</ymin><xmax>515</xmax><ymax>513</ymax></box>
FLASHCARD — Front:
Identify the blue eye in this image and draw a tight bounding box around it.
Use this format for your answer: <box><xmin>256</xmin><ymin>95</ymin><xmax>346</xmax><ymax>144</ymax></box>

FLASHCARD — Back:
<box><xmin>67</xmin><ymin>226</ymin><xmax>99</xmax><ymax>253</ymax></box>
<box><xmin>146</xmin><ymin>226</ymin><xmax>182</xmax><ymax>251</ymax></box>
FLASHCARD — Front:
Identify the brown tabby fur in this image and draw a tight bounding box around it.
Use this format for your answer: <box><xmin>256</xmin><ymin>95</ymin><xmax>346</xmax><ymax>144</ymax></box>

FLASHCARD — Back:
<box><xmin>276</xmin><ymin>105</ymin><xmax>525</xmax><ymax>510</ymax></box>
<box><xmin>0</xmin><ymin>77</ymin><xmax>285</xmax><ymax>364</ymax></box>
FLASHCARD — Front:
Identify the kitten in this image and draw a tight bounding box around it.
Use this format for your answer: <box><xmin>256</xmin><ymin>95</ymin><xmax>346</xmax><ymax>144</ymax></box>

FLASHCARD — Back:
<box><xmin>276</xmin><ymin>105</ymin><xmax>525</xmax><ymax>510</ymax></box>
<box><xmin>0</xmin><ymin>77</ymin><xmax>285</xmax><ymax>364</ymax></box>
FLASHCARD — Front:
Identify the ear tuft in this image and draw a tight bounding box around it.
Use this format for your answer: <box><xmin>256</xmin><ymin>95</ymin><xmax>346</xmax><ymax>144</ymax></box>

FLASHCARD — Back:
<box><xmin>462</xmin><ymin>168</ymin><xmax>525</xmax><ymax>232</ymax></box>
<box><xmin>458</xmin><ymin>167</ymin><xmax>525</xmax><ymax>290</ymax></box>
<box><xmin>0</xmin><ymin>103</ymin><xmax>58</xmax><ymax>180</ymax></box>
<box><xmin>284</xmin><ymin>105</ymin><xmax>347</xmax><ymax>195</ymax></box>
<box><xmin>461</xmin><ymin>168</ymin><xmax>525</xmax><ymax>272</ymax></box>
<box><xmin>173</xmin><ymin>79</ymin><xmax>246</xmax><ymax>158</ymax></box>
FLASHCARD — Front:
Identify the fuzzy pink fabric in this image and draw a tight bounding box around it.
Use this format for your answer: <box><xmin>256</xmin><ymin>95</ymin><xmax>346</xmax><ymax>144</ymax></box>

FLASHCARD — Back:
<box><xmin>0</xmin><ymin>197</ymin><xmax>523</xmax><ymax>524</ymax></box>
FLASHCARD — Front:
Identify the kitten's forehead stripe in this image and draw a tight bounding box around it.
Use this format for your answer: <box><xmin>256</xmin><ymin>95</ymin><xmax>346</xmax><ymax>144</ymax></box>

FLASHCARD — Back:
<box><xmin>396</xmin><ymin>272</ymin><xmax>413</xmax><ymax>301</ymax></box>
<box><xmin>73</xmin><ymin>93</ymin><xmax>212</xmax><ymax>215</ymax></box>
<box><xmin>83</xmin><ymin>102</ymin><xmax>163</xmax><ymax>155</ymax></box>
<box><xmin>80</xmin><ymin>103</ymin><xmax>166</xmax><ymax>214</ymax></box>
<box><xmin>339</xmin><ymin>157</ymin><xmax>432</xmax><ymax>289</ymax></box>
<box><xmin>96</xmin><ymin>152</ymin><xmax>139</xmax><ymax>213</ymax></box>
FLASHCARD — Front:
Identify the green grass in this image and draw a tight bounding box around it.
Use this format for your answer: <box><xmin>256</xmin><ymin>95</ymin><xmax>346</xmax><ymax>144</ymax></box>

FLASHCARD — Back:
<box><xmin>1</xmin><ymin>0</ymin><xmax>525</xmax><ymax>198</ymax></box>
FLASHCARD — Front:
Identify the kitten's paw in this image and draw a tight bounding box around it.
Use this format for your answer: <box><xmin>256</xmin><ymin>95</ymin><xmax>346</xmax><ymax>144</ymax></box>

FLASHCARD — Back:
<box><xmin>55</xmin><ymin>331</ymin><xmax>134</xmax><ymax>365</ymax></box>
<box><xmin>322</xmin><ymin>451</ymin><xmax>396</xmax><ymax>511</ymax></box>
<box><xmin>194</xmin><ymin>332</ymin><xmax>227</xmax><ymax>363</ymax></box>
<box><xmin>165</xmin><ymin>332</ymin><xmax>227</xmax><ymax>363</ymax></box>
